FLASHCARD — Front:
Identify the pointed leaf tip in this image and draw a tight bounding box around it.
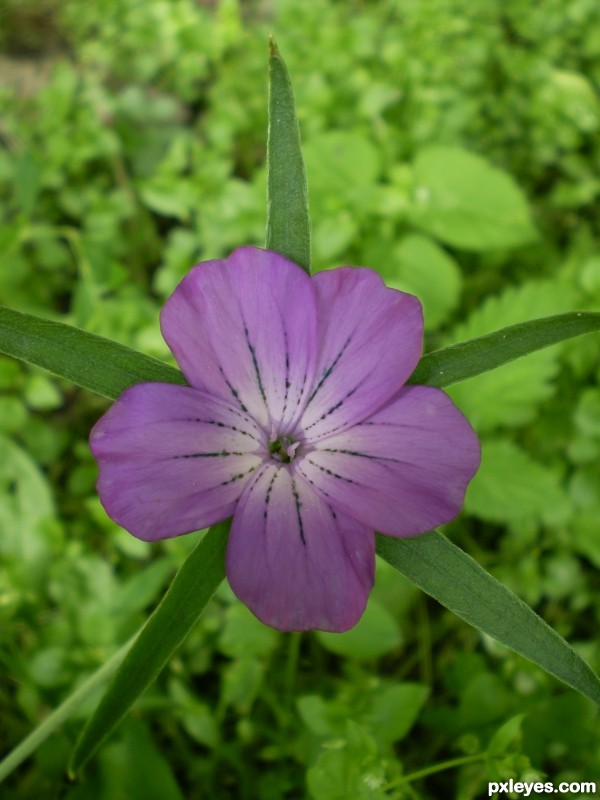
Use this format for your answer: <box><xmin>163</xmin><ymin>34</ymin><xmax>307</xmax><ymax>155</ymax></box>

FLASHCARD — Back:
<box><xmin>266</xmin><ymin>40</ymin><xmax>311</xmax><ymax>273</ymax></box>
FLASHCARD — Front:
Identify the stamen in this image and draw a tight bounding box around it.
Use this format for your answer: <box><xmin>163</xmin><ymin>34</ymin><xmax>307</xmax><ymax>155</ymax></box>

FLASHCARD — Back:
<box><xmin>269</xmin><ymin>435</ymin><xmax>299</xmax><ymax>464</ymax></box>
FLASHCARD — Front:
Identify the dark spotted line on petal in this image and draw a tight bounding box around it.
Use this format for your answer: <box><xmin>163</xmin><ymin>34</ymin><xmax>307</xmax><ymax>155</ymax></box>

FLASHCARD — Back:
<box><xmin>305</xmin><ymin>333</ymin><xmax>353</xmax><ymax>408</ymax></box>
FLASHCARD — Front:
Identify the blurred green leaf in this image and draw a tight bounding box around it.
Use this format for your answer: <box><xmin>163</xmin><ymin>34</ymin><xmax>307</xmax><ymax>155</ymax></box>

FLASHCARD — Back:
<box><xmin>446</xmin><ymin>281</ymin><xmax>578</xmax><ymax>431</ymax></box>
<box><xmin>316</xmin><ymin>598</ymin><xmax>402</xmax><ymax>660</ymax></box>
<box><xmin>408</xmin><ymin>146</ymin><xmax>538</xmax><ymax>251</ymax></box>
<box><xmin>0</xmin><ymin>433</ymin><xmax>55</xmax><ymax>568</ymax></box>
<box><xmin>15</xmin><ymin>151</ymin><xmax>41</xmax><ymax>218</ymax></box>
<box><xmin>24</xmin><ymin>373</ymin><xmax>63</xmax><ymax>411</ymax></box>
<box><xmin>297</xmin><ymin>695</ymin><xmax>335</xmax><ymax>738</ymax></box>
<box><xmin>221</xmin><ymin>657</ymin><xmax>265</xmax><ymax>713</ymax></box>
<box><xmin>365</xmin><ymin>683</ymin><xmax>429</xmax><ymax>745</ymax></box>
<box><xmin>304</xmin><ymin>130</ymin><xmax>380</xmax><ymax>212</ymax></box>
<box><xmin>465</xmin><ymin>439</ymin><xmax>570</xmax><ymax>526</ymax></box>
<box><xmin>487</xmin><ymin>714</ymin><xmax>524</xmax><ymax>758</ymax></box>
<box><xmin>169</xmin><ymin>679</ymin><xmax>218</xmax><ymax>748</ymax></box>
<box><xmin>218</xmin><ymin>603</ymin><xmax>278</xmax><ymax>660</ymax></box>
<box><xmin>98</xmin><ymin>719</ymin><xmax>184</xmax><ymax>800</ymax></box>
<box><xmin>376</xmin><ymin>532</ymin><xmax>600</xmax><ymax>706</ymax></box>
<box><xmin>69</xmin><ymin>521</ymin><xmax>229</xmax><ymax>775</ymax></box>
<box><xmin>109</xmin><ymin>558</ymin><xmax>177</xmax><ymax>617</ymax></box>
<box><xmin>307</xmin><ymin>721</ymin><xmax>386</xmax><ymax>800</ymax></box>
<box><xmin>266</xmin><ymin>38</ymin><xmax>311</xmax><ymax>272</ymax></box>
<box><xmin>387</xmin><ymin>234</ymin><xmax>462</xmax><ymax>330</ymax></box>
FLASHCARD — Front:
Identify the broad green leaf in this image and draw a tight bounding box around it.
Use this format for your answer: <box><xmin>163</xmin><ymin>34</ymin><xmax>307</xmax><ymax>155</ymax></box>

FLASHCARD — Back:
<box><xmin>69</xmin><ymin>522</ymin><xmax>229</xmax><ymax>775</ymax></box>
<box><xmin>408</xmin><ymin>145</ymin><xmax>538</xmax><ymax>251</ymax></box>
<box><xmin>0</xmin><ymin>305</ymin><xmax>186</xmax><ymax>400</ymax></box>
<box><xmin>386</xmin><ymin>234</ymin><xmax>462</xmax><ymax>330</ymax></box>
<box><xmin>465</xmin><ymin>439</ymin><xmax>570</xmax><ymax>527</ymax></box>
<box><xmin>375</xmin><ymin>532</ymin><xmax>600</xmax><ymax>706</ymax></box>
<box><xmin>408</xmin><ymin>311</ymin><xmax>600</xmax><ymax>389</ymax></box>
<box><xmin>266</xmin><ymin>38</ymin><xmax>311</xmax><ymax>272</ymax></box>
<box><xmin>446</xmin><ymin>280</ymin><xmax>578</xmax><ymax>432</ymax></box>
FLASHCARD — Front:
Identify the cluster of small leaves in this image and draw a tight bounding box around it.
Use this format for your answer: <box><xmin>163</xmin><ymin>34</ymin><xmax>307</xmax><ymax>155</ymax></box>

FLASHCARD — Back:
<box><xmin>1</xmin><ymin>0</ymin><xmax>600</xmax><ymax>798</ymax></box>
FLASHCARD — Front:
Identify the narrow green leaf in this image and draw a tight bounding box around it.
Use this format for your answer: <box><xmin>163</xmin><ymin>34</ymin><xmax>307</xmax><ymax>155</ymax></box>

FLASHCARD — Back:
<box><xmin>409</xmin><ymin>311</ymin><xmax>600</xmax><ymax>388</ymax></box>
<box><xmin>0</xmin><ymin>305</ymin><xmax>186</xmax><ymax>400</ymax></box>
<box><xmin>266</xmin><ymin>37</ymin><xmax>311</xmax><ymax>273</ymax></box>
<box><xmin>376</xmin><ymin>532</ymin><xmax>600</xmax><ymax>706</ymax></box>
<box><xmin>2</xmin><ymin>307</ymin><xmax>599</xmax><ymax>405</ymax></box>
<box><xmin>70</xmin><ymin>522</ymin><xmax>229</xmax><ymax>775</ymax></box>
<box><xmin>0</xmin><ymin>637</ymin><xmax>134</xmax><ymax>784</ymax></box>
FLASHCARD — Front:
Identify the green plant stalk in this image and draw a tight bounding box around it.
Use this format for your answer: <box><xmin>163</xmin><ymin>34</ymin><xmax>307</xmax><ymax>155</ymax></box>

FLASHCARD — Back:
<box><xmin>383</xmin><ymin>752</ymin><xmax>489</xmax><ymax>789</ymax></box>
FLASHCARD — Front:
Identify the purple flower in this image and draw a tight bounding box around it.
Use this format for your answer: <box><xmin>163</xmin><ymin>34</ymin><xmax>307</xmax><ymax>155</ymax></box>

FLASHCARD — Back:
<box><xmin>90</xmin><ymin>246</ymin><xmax>480</xmax><ymax>632</ymax></box>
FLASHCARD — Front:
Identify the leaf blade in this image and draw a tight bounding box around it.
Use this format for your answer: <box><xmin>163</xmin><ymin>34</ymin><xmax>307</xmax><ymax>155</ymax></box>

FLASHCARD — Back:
<box><xmin>69</xmin><ymin>521</ymin><xmax>229</xmax><ymax>774</ymax></box>
<box><xmin>409</xmin><ymin>311</ymin><xmax>600</xmax><ymax>388</ymax></box>
<box><xmin>2</xmin><ymin>308</ymin><xmax>599</xmax><ymax>404</ymax></box>
<box><xmin>376</xmin><ymin>532</ymin><xmax>600</xmax><ymax>706</ymax></box>
<box><xmin>0</xmin><ymin>305</ymin><xmax>186</xmax><ymax>400</ymax></box>
<box><xmin>266</xmin><ymin>37</ymin><xmax>311</xmax><ymax>273</ymax></box>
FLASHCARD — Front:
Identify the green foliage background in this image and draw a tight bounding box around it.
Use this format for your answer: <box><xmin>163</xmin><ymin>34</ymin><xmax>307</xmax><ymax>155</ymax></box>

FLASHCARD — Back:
<box><xmin>1</xmin><ymin>0</ymin><xmax>600</xmax><ymax>797</ymax></box>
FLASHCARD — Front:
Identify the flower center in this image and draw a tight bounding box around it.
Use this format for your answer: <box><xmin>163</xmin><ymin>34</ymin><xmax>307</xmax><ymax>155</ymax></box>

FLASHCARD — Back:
<box><xmin>269</xmin><ymin>435</ymin><xmax>299</xmax><ymax>464</ymax></box>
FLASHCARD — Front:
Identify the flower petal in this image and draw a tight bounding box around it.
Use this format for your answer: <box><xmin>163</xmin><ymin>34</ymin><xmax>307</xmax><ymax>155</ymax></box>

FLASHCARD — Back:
<box><xmin>90</xmin><ymin>383</ymin><xmax>263</xmax><ymax>541</ymax></box>
<box><xmin>298</xmin><ymin>386</ymin><xmax>481</xmax><ymax>536</ymax></box>
<box><xmin>300</xmin><ymin>267</ymin><xmax>423</xmax><ymax>440</ymax></box>
<box><xmin>226</xmin><ymin>463</ymin><xmax>375</xmax><ymax>632</ymax></box>
<box><xmin>160</xmin><ymin>246</ymin><xmax>318</xmax><ymax>432</ymax></box>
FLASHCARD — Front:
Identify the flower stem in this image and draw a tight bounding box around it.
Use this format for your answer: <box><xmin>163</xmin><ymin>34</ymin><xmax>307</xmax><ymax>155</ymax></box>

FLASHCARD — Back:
<box><xmin>383</xmin><ymin>753</ymin><xmax>489</xmax><ymax>790</ymax></box>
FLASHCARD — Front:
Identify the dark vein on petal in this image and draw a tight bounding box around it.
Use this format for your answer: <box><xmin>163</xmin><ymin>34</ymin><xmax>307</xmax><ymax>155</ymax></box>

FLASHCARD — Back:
<box><xmin>219</xmin><ymin>365</ymin><xmax>249</xmax><ymax>413</ymax></box>
<box><xmin>320</xmin><ymin>447</ymin><xmax>404</xmax><ymax>464</ymax></box>
<box><xmin>281</xmin><ymin>329</ymin><xmax>291</xmax><ymax>420</ymax></box>
<box><xmin>296</xmin><ymin>371</ymin><xmax>308</xmax><ymax>408</ymax></box>
<box><xmin>297</xmin><ymin>465</ymin><xmax>330</xmax><ymax>497</ymax></box>
<box><xmin>172</xmin><ymin>450</ymin><xmax>246</xmax><ymax>459</ymax></box>
<box><xmin>305</xmin><ymin>457</ymin><xmax>355</xmax><ymax>484</ymax></box>
<box><xmin>304</xmin><ymin>387</ymin><xmax>357</xmax><ymax>433</ymax></box>
<box><xmin>185</xmin><ymin>418</ymin><xmax>260</xmax><ymax>442</ymax></box>
<box><xmin>221</xmin><ymin>465</ymin><xmax>258</xmax><ymax>486</ymax></box>
<box><xmin>291</xmin><ymin>477</ymin><xmax>306</xmax><ymax>545</ymax></box>
<box><xmin>243</xmin><ymin>323</ymin><xmax>268</xmax><ymax>409</ymax></box>
<box><xmin>305</xmin><ymin>334</ymin><xmax>353</xmax><ymax>408</ymax></box>
<box><xmin>263</xmin><ymin>470</ymin><xmax>278</xmax><ymax>520</ymax></box>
